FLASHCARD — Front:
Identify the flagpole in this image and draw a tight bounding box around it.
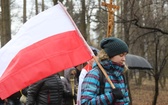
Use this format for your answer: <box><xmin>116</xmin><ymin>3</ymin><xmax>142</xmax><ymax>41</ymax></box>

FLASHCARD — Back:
<box><xmin>58</xmin><ymin>1</ymin><xmax>116</xmax><ymax>90</ymax></box>
<box><xmin>59</xmin><ymin>1</ymin><xmax>117</xmax><ymax>89</ymax></box>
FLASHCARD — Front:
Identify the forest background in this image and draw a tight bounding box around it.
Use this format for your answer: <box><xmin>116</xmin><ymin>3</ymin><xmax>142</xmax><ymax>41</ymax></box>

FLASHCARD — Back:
<box><xmin>0</xmin><ymin>0</ymin><xmax>168</xmax><ymax>105</ymax></box>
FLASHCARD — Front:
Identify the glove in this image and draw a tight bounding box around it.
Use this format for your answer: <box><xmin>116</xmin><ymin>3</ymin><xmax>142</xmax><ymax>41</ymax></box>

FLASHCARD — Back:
<box><xmin>112</xmin><ymin>88</ymin><xmax>124</xmax><ymax>99</ymax></box>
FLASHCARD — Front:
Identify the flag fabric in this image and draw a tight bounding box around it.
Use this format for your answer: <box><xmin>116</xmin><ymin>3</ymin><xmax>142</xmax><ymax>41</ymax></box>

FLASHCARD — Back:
<box><xmin>0</xmin><ymin>2</ymin><xmax>93</xmax><ymax>99</ymax></box>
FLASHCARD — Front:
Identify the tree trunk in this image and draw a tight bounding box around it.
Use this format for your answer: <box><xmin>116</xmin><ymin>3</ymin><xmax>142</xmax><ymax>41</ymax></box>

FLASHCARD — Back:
<box><xmin>159</xmin><ymin>75</ymin><xmax>166</xmax><ymax>89</ymax></box>
<box><xmin>137</xmin><ymin>71</ymin><xmax>145</xmax><ymax>85</ymax></box>
<box><xmin>1</xmin><ymin>0</ymin><xmax>11</xmax><ymax>47</ymax></box>
<box><xmin>52</xmin><ymin>0</ymin><xmax>57</xmax><ymax>5</ymax></box>
<box><xmin>152</xmin><ymin>74</ymin><xmax>159</xmax><ymax>105</ymax></box>
<box><xmin>23</xmin><ymin>0</ymin><xmax>27</xmax><ymax>23</ymax></box>
<box><xmin>35</xmin><ymin>0</ymin><xmax>38</xmax><ymax>15</ymax></box>
<box><xmin>80</xmin><ymin>0</ymin><xmax>87</xmax><ymax>40</ymax></box>
<box><xmin>123</xmin><ymin>0</ymin><xmax>132</xmax><ymax>104</ymax></box>
<box><xmin>152</xmin><ymin>36</ymin><xmax>159</xmax><ymax>105</ymax></box>
<box><xmin>41</xmin><ymin>0</ymin><xmax>44</xmax><ymax>11</ymax></box>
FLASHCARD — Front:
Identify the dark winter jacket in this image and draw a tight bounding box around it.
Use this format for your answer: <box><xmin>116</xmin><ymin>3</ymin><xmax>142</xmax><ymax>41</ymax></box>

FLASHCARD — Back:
<box><xmin>26</xmin><ymin>73</ymin><xmax>64</xmax><ymax>105</ymax></box>
<box><xmin>7</xmin><ymin>91</ymin><xmax>21</xmax><ymax>104</ymax></box>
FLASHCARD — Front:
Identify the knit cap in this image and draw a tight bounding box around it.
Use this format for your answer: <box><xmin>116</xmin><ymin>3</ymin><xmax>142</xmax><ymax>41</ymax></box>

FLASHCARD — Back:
<box><xmin>100</xmin><ymin>37</ymin><xmax>128</xmax><ymax>58</ymax></box>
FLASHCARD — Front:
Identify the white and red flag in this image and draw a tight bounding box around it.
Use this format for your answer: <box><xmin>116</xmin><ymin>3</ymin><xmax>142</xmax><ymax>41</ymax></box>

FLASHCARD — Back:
<box><xmin>0</xmin><ymin>2</ymin><xmax>93</xmax><ymax>99</ymax></box>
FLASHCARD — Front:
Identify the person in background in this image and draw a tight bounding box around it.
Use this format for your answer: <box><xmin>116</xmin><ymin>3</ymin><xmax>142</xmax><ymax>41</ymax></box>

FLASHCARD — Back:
<box><xmin>81</xmin><ymin>37</ymin><xmax>130</xmax><ymax>105</ymax></box>
<box><xmin>77</xmin><ymin>47</ymin><xmax>98</xmax><ymax>105</ymax></box>
<box><xmin>26</xmin><ymin>73</ymin><xmax>64</xmax><ymax>105</ymax></box>
<box><xmin>5</xmin><ymin>91</ymin><xmax>22</xmax><ymax>105</ymax></box>
<box><xmin>61</xmin><ymin>72</ymin><xmax>76</xmax><ymax>105</ymax></box>
<box><xmin>0</xmin><ymin>99</ymin><xmax>4</xmax><ymax>105</ymax></box>
<box><xmin>62</xmin><ymin>64</ymin><xmax>86</xmax><ymax>105</ymax></box>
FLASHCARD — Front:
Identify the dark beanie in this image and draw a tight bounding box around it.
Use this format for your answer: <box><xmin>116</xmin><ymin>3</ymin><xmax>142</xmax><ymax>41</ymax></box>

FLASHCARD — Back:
<box><xmin>100</xmin><ymin>37</ymin><xmax>128</xmax><ymax>58</ymax></box>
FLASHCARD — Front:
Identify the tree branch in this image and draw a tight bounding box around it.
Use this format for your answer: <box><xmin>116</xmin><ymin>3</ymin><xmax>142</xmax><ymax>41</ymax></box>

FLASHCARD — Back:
<box><xmin>132</xmin><ymin>19</ymin><xmax>168</xmax><ymax>35</ymax></box>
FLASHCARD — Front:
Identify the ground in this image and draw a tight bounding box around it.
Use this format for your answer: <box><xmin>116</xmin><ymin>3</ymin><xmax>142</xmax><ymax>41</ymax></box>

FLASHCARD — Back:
<box><xmin>130</xmin><ymin>78</ymin><xmax>168</xmax><ymax>105</ymax></box>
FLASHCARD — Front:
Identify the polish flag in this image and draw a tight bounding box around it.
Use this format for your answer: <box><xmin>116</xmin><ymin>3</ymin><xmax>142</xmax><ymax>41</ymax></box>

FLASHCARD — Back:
<box><xmin>0</xmin><ymin>2</ymin><xmax>93</xmax><ymax>99</ymax></box>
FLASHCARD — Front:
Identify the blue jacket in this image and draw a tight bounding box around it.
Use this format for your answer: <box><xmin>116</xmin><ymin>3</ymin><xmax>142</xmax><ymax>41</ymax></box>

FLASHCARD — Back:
<box><xmin>81</xmin><ymin>60</ymin><xmax>130</xmax><ymax>105</ymax></box>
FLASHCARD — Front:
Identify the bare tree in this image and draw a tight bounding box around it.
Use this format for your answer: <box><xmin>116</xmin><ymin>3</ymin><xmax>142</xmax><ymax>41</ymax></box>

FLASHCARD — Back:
<box><xmin>41</xmin><ymin>0</ymin><xmax>44</xmax><ymax>11</ymax></box>
<box><xmin>52</xmin><ymin>0</ymin><xmax>63</xmax><ymax>5</ymax></box>
<box><xmin>52</xmin><ymin>0</ymin><xmax>57</xmax><ymax>5</ymax></box>
<box><xmin>23</xmin><ymin>0</ymin><xmax>27</xmax><ymax>23</ymax></box>
<box><xmin>0</xmin><ymin>0</ymin><xmax>11</xmax><ymax>47</ymax></box>
<box><xmin>118</xmin><ymin>0</ymin><xmax>168</xmax><ymax>105</ymax></box>
<box><xmin>80</xmin><ymin>0</ymin><xmax>87</xmax><ymax>40</ymax></box>
<box><xmin>35</xmin><ymin>0</ymin><xmax>38</xmax><ymax>15</ymax></box>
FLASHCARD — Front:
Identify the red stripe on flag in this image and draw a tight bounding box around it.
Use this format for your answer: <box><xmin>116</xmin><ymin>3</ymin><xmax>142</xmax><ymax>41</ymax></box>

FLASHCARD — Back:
<box><xmin>0</xmin><ymin>30</ymin><xmax>92</xmax><ymax>99</ymax></box>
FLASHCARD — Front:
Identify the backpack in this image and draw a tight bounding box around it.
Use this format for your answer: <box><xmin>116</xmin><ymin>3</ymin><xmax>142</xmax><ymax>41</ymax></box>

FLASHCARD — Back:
<box><xmin>97</xmin><ymin>68</ymin><xmax>127</xmax><ymax>95</ymax></box>
<box><xmin>98</xmin><ymin>68</ymin><xmax>105</xmax><ymax>95</ymax></box>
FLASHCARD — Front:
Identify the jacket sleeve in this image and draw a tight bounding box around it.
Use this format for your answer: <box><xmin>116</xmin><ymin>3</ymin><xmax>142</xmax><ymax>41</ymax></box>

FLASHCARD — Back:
<box><xmin>26</xmin><ymin>80</ymin><xmax>44</xmax><ymax>105</ymax></box>
<box><xmin>81</xmin><ymin>69</ymin><xmax>114</xmax><ymax>105</ymax></box>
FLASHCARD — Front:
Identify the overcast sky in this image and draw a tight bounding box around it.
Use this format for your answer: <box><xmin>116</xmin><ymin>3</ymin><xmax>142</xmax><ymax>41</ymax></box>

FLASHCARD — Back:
<box><xmin>11</xmin><ymin>0</ymin><xmax>54</xmax><ymax>37</ymax></box>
